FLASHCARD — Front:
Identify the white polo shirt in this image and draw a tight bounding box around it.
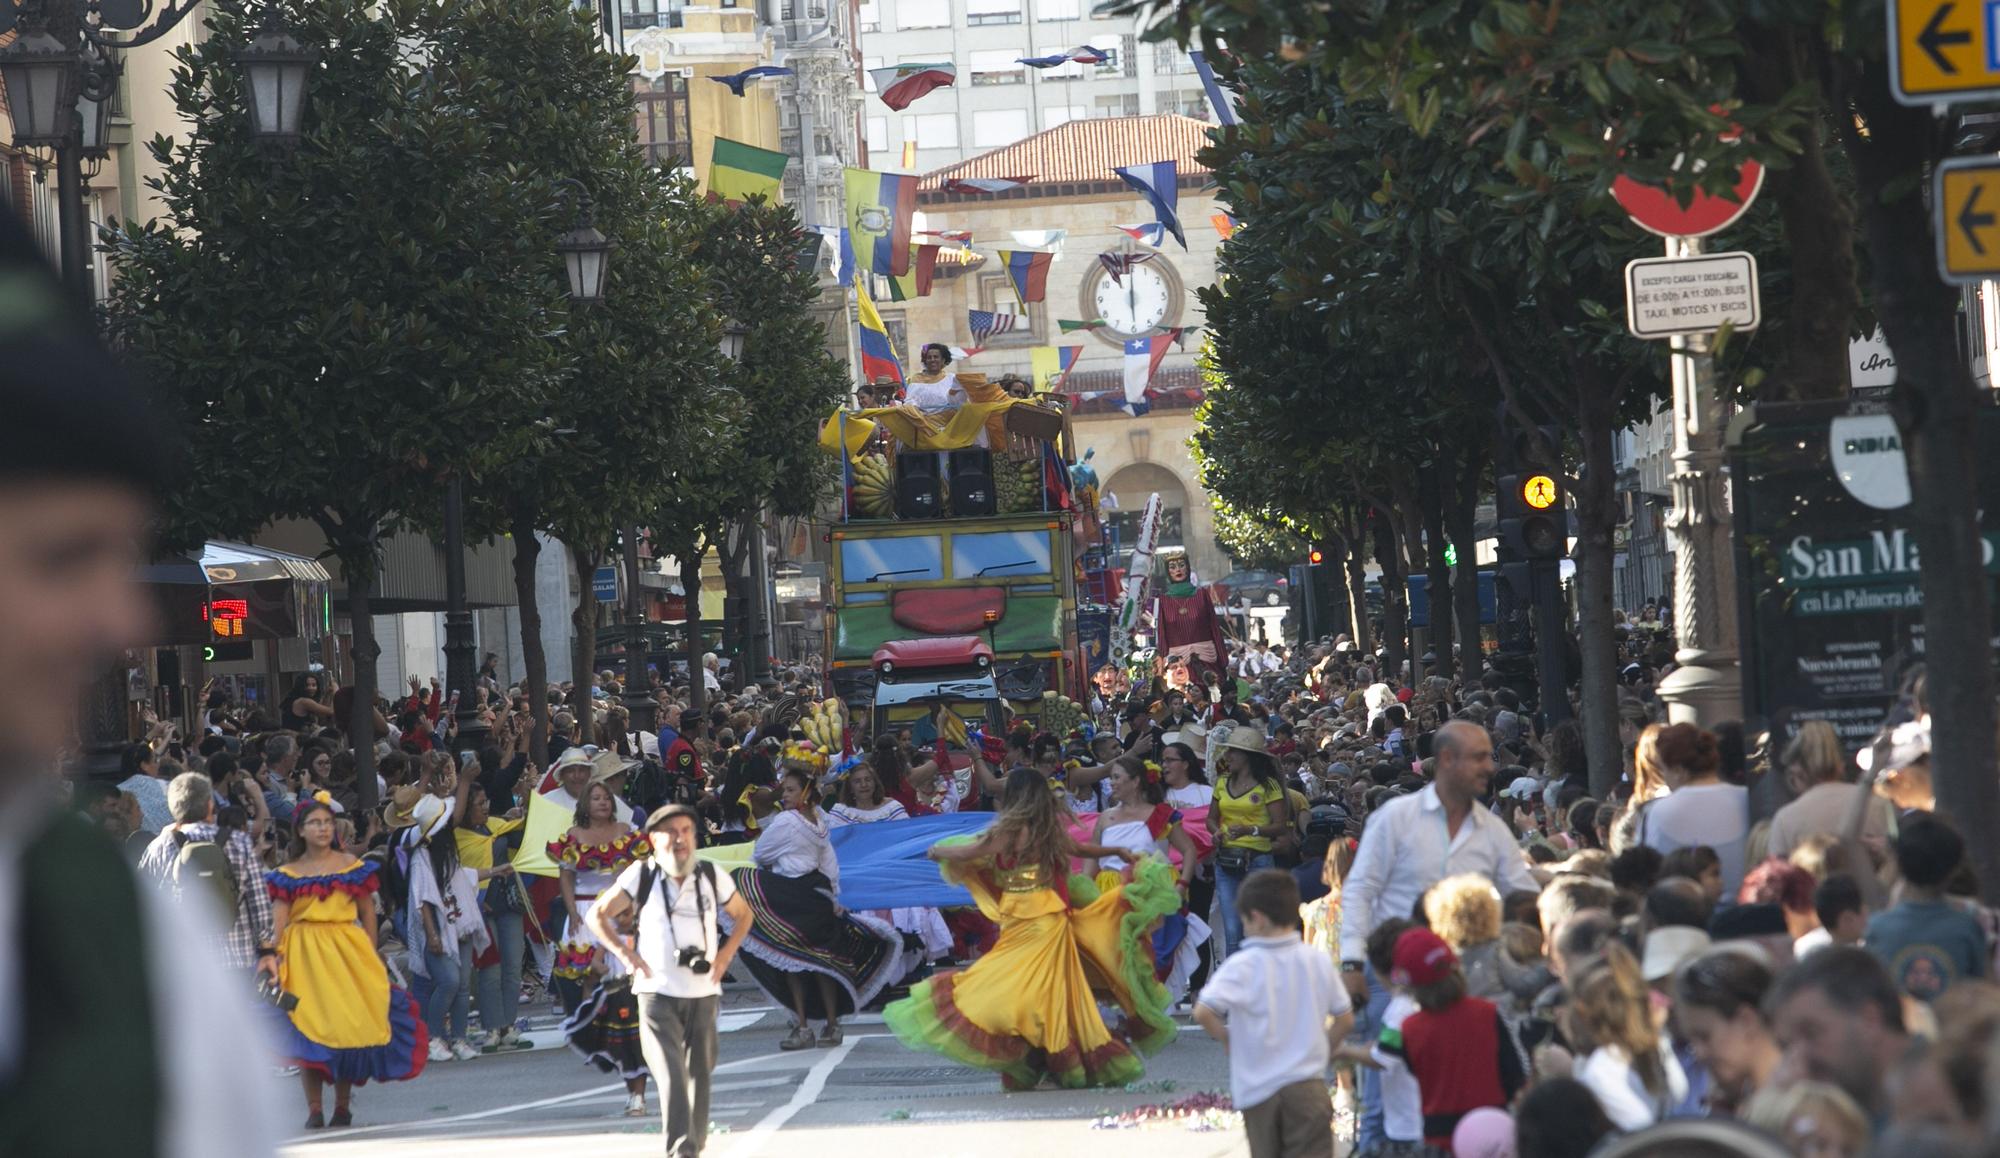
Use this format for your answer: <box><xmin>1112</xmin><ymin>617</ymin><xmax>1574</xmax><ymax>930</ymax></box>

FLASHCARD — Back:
<box><xmin>1196</xmin><ymin>933</ymin><xmax>1352</xmax><ymax>1109</ymax></box>
<box><xmin>611</xmin><ymin>858</ymin><xmax>737</xmax><ymax>999</ymax></box>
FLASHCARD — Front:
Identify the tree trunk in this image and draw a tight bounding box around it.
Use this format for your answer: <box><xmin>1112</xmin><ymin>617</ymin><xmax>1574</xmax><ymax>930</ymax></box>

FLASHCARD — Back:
<box><xmin>343</xmin><ymin>550</ymin><xmax>381</xmax><ymax>812</ymax></box>
<box><xmin>570</xmin><ymin>542</ymin><xmax>599</xmax><ymax>707</ymax></box>
<box><xmin>683</xmin><ymin>534</ymin><xmax>707</xmax><ymax>716</ymax></box>
<box><xmin>1342</xmin><ymin>515</ymin><xmax>1373</xmax><ymax>657</ymax></box>
<box><xmin>1574</xmin><ymin>390</ymin><xmax>1624</xmax><ymax>799</ymax></box>
<box><xmin>719</xmin><ymin>521</ymin><xmax>750</xmax><ymax>662</ymax></box>
<box><xmin>1419</xmin><ymin>465</ymin><xmax>1455</xmax><ymax>678</ymax></box>
<box><xmin>1319</xmin><ymin>528</ymin><xmax>1354</xmax><ymax>643</ymax></box>
<box><xmin>1449</xmin><ymin>454</ymin><xmax>1485</xmax><ymax>682</ymax></box>
<box><xmin>1841</xmin><ymin>73</ymin><xmax>2000</xmax><ymax>897</ymax></box>
<box><xmin>508</xmin><ymin>502</ymin><xmax>552</xmax><ymax>762</ymax></box>
<box><xmin>1735</xmin><ymin>23</ymin><xmax>1856</xmax><ymax>402</ymax></box>
<box><xmin>1372</xmin><ymin>508</ymin><xmax>1408</xmax><ymax>684</ymax></box>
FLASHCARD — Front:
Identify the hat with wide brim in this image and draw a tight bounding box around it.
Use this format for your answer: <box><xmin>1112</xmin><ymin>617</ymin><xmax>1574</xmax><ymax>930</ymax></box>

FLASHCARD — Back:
<box><xmin>1208</xmin><ymin>722</ymin><xmax>1270</xmax><ymax>757</ymax></box>
<box><xmin>1642</xmin><ymin>925</ymin><xmax>1712</xmax><ymax>982</ymax></box>
<box><xmin>384</xmin><ymin>785</ymin><xmax>426</xmax><ymax>829</ymax></box>
<box><xmin>590</xmin><ymin>750</ymin><xmax>637</xmax><ymax>783</ymax></box>
<box><xmin>551</xmin><ymin>748</ymin><xmax>597</xmax><ymax>775</ymax></box>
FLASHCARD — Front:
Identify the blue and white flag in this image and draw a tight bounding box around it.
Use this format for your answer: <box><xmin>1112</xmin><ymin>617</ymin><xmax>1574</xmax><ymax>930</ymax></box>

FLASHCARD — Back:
<box><xmin>1189</xmin><ymin>51</ymin><xmax>1239</xmax><ymax>127</ymax></box>
<box><xmin>1112</xmin><ymin>160</ymin><xmax>1187</xmax><ymax>249</ymax></box>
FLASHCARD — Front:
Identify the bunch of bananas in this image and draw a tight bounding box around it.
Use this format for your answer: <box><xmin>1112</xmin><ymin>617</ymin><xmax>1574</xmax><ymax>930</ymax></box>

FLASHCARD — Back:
<box><xmin>801</xmin><ymin>697</ymin><xmax>846</xmax><ymax>751</ymax></box>
<box><xmin>995</xmin><ymin>454</ymin><xmax>1042</xmax><ymax>514</ymax></box>
<box><xmin>850</xmin><ymin>454</ymin><xmax>894</xmax><ymax>518</ymax></box>
<box><xmin>1039</xmin><ymin>689</ymin><xmax>1083</xmax><ymax>737</ymax></box>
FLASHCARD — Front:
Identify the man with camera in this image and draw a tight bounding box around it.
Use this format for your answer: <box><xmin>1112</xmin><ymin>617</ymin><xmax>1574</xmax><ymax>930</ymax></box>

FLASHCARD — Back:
<box><xmin>589</xmin><ymin>804</ymin><xmax>754</xmax><ymax>1158</ymax></box>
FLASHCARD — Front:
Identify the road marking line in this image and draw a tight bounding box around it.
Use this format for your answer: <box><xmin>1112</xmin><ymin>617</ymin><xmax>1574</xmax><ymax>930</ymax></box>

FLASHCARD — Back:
<box><xmin>725</xmin><ymin>1033</ymin><xmax>881</xmax><ymax>1156</ymax></box>
<box><xmin>285</xmin><ymin>1049</ymin><xmax>806</xmax><ymax>1144</ymax></box>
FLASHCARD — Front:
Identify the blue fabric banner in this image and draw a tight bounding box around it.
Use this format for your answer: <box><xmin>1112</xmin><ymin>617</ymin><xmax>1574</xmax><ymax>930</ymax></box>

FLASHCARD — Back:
<box><xmin>826</xmin><ymin>812</ymin><xmax>993</xmax><ymax>909</ymax></box>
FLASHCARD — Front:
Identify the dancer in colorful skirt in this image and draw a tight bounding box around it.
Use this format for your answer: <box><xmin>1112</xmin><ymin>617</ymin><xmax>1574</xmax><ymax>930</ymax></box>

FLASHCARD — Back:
<box><xmin>1087</xmin><ymin>755</ymin><xmax>1211</xmax><ymax>1005</ymax></box>
<box><xmin>884</xmin><ymin>768</ymin><xmax>1183</xmax><ymax>1089</ymax></box>
<box><xmin>734</xmin><ymin>766</ymin><xmax>906</xmax><ymax>1050</ymax></box>
<box><xmin>551</xmin><ymin>777</ymin><xmax>655</xmax><ymax>1115</ymax></box>
<box><xmin>268</xmin><ymin>797</ymin><xmax>426</xmax><ymax>1129</ymax></box>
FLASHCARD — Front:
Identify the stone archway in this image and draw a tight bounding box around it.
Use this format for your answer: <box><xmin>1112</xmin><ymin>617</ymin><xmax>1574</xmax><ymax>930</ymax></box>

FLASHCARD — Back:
<box><xmin>1102</xmin><ymin>461</ymin><xmax>1190</xmax><ymax>568</ymax></box>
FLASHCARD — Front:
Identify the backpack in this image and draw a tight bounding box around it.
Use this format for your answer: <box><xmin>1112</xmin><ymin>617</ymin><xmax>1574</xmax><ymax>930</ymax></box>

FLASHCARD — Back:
<box><xmin>171</xmin><ymin>828</ymin><xmax>239</xmax><ymax>921</ymax></box>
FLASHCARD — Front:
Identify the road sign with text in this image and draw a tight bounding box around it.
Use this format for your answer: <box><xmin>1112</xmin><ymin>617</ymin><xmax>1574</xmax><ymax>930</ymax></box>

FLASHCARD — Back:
<box><xmin>1624</xmin><ymin>252</ymin><xmax>1762</xmax><ymax>339</ymax></box>
<box><xmin>1935</xmin><ymin>158</ymin><xmax>2000</xmax><ymax>283</ymax></box>
<box><xmin>1890</xmin><ymin>0</ymin><xmax>2000</xmax><ymax>105</ymax></box>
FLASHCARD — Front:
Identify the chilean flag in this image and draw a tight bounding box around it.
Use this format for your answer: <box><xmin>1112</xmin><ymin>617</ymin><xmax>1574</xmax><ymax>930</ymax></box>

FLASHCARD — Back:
<box><xmin>1123</xmin><ymin>336</ymin><xmax>1173</xmax><ymax>402</ymax></box>
<box><xmin>871</xmin><ymin>62</ymin><xmax>956</xmax><ymax>111</ymax></box>
<box><xmin>997</xmin><ymin>249</ymin><xmax>1053</xmax><ymax>303</ymax></box>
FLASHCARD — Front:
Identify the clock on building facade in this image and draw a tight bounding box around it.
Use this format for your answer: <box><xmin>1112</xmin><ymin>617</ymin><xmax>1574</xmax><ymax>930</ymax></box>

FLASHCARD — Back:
<box><xmin>1080</xmin><ymin>257</ymin><xmax>1182</xmax><ymax>342</ymax></box>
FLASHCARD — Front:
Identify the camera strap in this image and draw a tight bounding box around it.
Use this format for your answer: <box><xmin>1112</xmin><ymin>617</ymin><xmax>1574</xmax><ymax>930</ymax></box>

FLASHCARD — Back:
<box><xmin>637</xmin><ymin>860</ymin><xmax>715</xmax><ymax>957</ymax></box>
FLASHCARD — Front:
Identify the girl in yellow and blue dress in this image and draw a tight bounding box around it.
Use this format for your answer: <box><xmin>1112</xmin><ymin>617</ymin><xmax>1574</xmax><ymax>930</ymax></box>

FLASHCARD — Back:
<box><xmin>268</xmin><ymin>796</ymin><xmax>426</xmax><ymax>1130</ymax></box>
<box><xmin>885</xmin><ymin>768</ymin><xmax>1182</xmax><ymax>1090</ymax></box>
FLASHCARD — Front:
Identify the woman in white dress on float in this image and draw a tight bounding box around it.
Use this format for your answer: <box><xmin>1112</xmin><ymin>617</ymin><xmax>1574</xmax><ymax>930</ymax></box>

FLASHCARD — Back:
<box><xmin>1084</xmin><ymin>754</ymin><xmax>1211</xmax><ymax>1004</ymax></box>
<box><xmin>826</xmin><ymin>761</ymin><xmax>955</xmax><ymax>965</ymax></box>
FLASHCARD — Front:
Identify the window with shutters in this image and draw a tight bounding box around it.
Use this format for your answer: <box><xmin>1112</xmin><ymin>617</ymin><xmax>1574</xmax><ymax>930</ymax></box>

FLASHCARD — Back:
<box><xmin>896</xmin><ymin>0</ymin><xmax>949</xmax><ymax>29</ymax></box>
<box><xmin>969</xmin><ymin>49</ymin><xmax>1024</xmax><ymax>85</ymax></box>
<box><xmin>633</xmin><ymin>74</ymin><xmax>693</xmax><ymax>168</ymax></box>
<box><xmin>966</xmin><ymin>0</ymin><xmax>1021</xmax><ymax>24</ymax></box>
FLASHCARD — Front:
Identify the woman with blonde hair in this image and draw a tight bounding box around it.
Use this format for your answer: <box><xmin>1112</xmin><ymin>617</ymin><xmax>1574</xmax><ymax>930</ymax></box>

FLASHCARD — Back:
<box><xmin>1566</xmin><ymin>941</ymin><xmax>1688</xmax><ymax>1130</ymax></box>
<box><xmin>1767</xmin><ymin>719</ymin><xmax>1890</xmax><ymax>859</ymax></box>
<box><xmin>885</xmin><ymin>768</ymin><xmax>1182</xmax><ymax>1088</ymax></box>
<box><xmin>1741</xmin><ymin>1081</ymin><xmax>1868</xmax><ymax>1158</ymax></box>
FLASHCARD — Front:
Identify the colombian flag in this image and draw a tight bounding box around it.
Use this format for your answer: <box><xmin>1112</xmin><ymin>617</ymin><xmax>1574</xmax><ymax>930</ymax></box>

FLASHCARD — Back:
<box><xmin>856</xmin><ymin>280</ymin><xmax>904</xmax><ymax>385</ymax></box>
<box><xmin>846</xmin><ymin>167</ymin><xmax>917</xmax><ymax>277</ymax></box>
<box><xmin>706</xmin><ymin>138</ymin><xmax>788</xmax><ymax>206</ymax></box>
<box><xmin>997</xmin><ymin>249</ymin><xmax>1053</xmax><ymax>303</ymax></box>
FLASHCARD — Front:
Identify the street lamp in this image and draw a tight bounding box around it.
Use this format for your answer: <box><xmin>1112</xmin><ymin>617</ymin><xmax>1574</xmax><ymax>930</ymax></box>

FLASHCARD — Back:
<box><xmin>235</xmin><ymin>15</ymin><xmax>316</xmax><ymax>144</ymax></box>
<box><xmin>0</xmin><ymin>26</ymin><xmax>79</xmax><ymax>146</ymax></box>
<box><xmin>0</xmin><ymin>0</ymin><xmax>316</xmax><ymax>302</ymax></box>
<box><xmin>723</xmin><ymin>320</ymin><xmax>778</xmax><ymax>692</ymax></box>
<box><xmin>553</xmin><ymin>178</ymin><xmax>611</xmax><ymax>304</ymax></box>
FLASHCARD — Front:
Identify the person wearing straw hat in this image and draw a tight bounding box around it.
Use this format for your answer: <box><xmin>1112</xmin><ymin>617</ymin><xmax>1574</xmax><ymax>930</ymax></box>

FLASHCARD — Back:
<box><xmin>1206</xmin><ymin>722</ymin><xmax>1294</xmax><ymax>956</ymax></box>
<box><xmin>405</xmin><ymin>794</ymin><xmax>492</xmax><ymax>1064</ymax></box>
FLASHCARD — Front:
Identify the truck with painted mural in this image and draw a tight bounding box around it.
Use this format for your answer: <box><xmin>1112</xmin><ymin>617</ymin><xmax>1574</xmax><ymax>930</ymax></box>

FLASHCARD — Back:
<box><xmin>819</xmin><ymin>381</ymin><xmax>1097</xmax><ymax>749</ymax></box>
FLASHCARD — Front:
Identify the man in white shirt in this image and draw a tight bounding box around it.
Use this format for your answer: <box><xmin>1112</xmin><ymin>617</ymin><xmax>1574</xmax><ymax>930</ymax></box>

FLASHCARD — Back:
<box><xmin>1339</xmin><ymin>721</ymin><xmax>1541</xmax><ymax>989</ymax></box>
<box><xmin>1194</xmin><ymin>869</ymin><xmax>1353</xmax><ymax>1158</ymax></box>
<box><xmin>591</xmin><ymin>805</ymin><xmax>754</xmax><ymax>1158</ymax></box>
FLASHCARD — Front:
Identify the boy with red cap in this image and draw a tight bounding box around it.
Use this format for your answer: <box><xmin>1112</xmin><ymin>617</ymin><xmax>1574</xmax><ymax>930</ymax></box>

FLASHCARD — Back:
<box><xmin>1375</xmin><ymin>927</ymin><xmax>1527</xmax><ymax>1151</ymax></box>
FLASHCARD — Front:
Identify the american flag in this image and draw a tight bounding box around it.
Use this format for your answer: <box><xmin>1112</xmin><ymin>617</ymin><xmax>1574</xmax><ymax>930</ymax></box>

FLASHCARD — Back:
<box><xmin>967</xmin><ymin>309</ymin><xmax>1021</xmax><ymax>341</ymax></box>
<box><xmin>1098</xmin><ymin>250</ymin><xmax>1157</xmax><ymax>286</ymax></box>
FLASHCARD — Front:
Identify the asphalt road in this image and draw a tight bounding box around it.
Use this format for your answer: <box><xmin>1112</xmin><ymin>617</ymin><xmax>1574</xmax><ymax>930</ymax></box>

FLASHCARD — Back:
<box><xmin>275</xmin><ymin>982</ymin><xmax>1273</xmax><ymax>1158</ymax></box>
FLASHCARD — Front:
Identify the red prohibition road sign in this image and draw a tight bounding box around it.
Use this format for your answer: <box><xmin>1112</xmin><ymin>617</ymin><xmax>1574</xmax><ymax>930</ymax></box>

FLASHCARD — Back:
<box><xmin>1611</xmin><ymin>156</ymin><xmax>1766</xmax><ymax>239</ymax></box>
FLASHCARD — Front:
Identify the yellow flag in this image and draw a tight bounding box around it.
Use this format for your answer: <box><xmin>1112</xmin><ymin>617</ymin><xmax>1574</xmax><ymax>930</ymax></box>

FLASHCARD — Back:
<box><xmin>509</xmin><ymin>787</ymin><xmax>571</xmax><ymax>878</ymax></box>
<box><xmin>1029</xmin><ymin>346</ymin><xmax>1060</xmax><ymax>394</ymax></box>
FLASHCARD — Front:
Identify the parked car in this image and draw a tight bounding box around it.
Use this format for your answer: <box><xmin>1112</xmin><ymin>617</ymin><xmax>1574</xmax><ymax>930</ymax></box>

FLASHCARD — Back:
<box><xmin>1218</xmin><ymin>569</ymin><xmax>1289</xmax><ymax>606</ymax></box>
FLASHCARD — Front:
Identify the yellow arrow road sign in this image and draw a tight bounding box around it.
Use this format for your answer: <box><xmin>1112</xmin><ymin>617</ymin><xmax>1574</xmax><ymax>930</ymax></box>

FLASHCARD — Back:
<box><xmin>1935</xmin><ymin>158</ymin><xmax>2000</xmax><ymax>283</ymax></box>
<box><xmin>1891</xmin><ymin>0</ymin><xmax>2000</xmax><ymax>104</ymax></box>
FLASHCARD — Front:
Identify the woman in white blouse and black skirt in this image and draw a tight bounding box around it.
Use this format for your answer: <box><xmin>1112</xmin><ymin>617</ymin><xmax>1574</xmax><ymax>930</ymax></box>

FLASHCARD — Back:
<box><xmin>733</xmin><ymin>766</ymin><xmax>905</xmax><ymax>1050</ymax></box>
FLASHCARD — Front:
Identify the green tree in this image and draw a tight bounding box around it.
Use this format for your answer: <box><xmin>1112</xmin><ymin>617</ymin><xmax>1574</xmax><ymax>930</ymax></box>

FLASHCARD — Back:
<box><xmin>105</xmin><ymin>0</ymin><xmax>565</xmax><ymax>805</ymax></box>
<box><xmin>662</xmin><ymin>196</ymin><xmax>847</xmax><ymax>709</ymax></box>
<box><xmin>438</xmin><ymin>0</ymin><xmax>733</xmax><ymax>753</ymax></box>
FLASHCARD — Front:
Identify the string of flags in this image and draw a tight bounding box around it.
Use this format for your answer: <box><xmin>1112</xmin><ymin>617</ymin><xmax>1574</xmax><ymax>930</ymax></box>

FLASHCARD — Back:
<box><xmin>1115</xmin><ymin>222</ymin><xmax>1168</xmax><ymax>246</ymax></box>
<box><xmin>1098</xmin><ymin>250</ymin><xmax>1157</xmax><ymax>285</ymax></box>
<box><xmin>1016</xmin><ymin>45</ymin><xmax>1110</xmax><ymax>68</ymax></box>
<box><xmin>706</xmin><ymin>137</ymin><xmax>789</xmax><ymax>206</ymax></box>
<box><xmin>941</xmin><ymin>176</ymin><xmax>1032</xmax><ymax>196</ymax></box>
<box><xmin>1029</xmin><ymin>345</ymin><xmax>1083</xmax><ymax>391</ymax></box>
<box><xmin>856</xmin><ymin>280</ymin><xmax>904</xmax><ymax>385</ymax></box>
<box><xmin>967</xmin><ymin>309</ymin><xmax>1023</xmax><ymax>342</ymax></box>
<box><xmin>996</xmin><ymin>250</ymin><xmax>1053</xmax><ymax>303</ymax></box>
<box><xmin>845</xmin><ymin>167</ymin><xmax>917</xmax><ymax>277</ymax></box>
<box><xmin>1113</xmin><ymin>161</ymin><xmax>1187</xmax><ymax>249</ymax></box>
<box><xmin>1188</xmin><ymin>51</ymin><xmax>1240</xmax><ymax>127</ymax></box>
<box><xmin>872</xmin><ymin>61</ymin><xmax>956</xmax><ymax>111</ymax></box>
<box><xmin>709</xmin><ymin>65</ymin><xmax>793</xmax><ymax>97</ymax></box>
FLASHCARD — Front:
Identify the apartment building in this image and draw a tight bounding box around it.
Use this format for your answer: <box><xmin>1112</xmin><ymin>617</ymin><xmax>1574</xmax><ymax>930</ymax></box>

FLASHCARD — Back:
<box><xmin>855</xmin><ymin>0</ymin><xmax>1220</xmax><ymax>171</ymax></box>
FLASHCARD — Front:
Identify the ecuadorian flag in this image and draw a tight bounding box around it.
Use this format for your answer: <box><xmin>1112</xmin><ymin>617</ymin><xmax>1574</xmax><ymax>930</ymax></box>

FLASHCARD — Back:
<box><xmin>846</xmin><ymin>167</ymin><xmax>917</xmax><ymax>277</ymax></box>
<box><xmin>707</xmin><ymin>138</ymin><xmax>789</xmax><ymax>206</ymax></box>
<box><xmin>856</xmin><ymin>280</ymin><xmax>904</xmax><ymax>385</ymax></box>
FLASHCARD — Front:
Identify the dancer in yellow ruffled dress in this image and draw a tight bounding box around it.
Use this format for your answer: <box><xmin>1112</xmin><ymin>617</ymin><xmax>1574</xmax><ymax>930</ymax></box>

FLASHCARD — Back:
<box><xmin>884</xmin><ymin>767</ymin><xmax>1184</xmax><ymax>1089</ymax></box>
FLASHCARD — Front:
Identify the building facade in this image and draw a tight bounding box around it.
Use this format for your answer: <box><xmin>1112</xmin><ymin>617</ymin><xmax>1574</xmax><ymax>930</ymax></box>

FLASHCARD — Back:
<box><xmin>855</xmin><ymin>0</ymin><xmax>1221</xmax><ymax>171</ymax></box>
<box><xmin>874</xmin><ymin>113</ymin><xmax>1228</xmax><ymax>580</ymax></box>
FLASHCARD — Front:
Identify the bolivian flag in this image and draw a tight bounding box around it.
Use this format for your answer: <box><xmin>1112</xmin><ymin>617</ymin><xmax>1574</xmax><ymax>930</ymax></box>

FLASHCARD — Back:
<box><xmin>708</xmin><ymin>138</ymin><xmax>789</xmax><ymax>206</ymax></box>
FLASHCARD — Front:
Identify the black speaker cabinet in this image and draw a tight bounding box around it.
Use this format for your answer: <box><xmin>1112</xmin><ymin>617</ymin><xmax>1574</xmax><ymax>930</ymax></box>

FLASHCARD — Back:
<box><xmin>894</xmin><ymin>451</ymin><xmax>942</xmax><ymax>520</ymax></box>
<box><xmin>948</xmin><ymin>448</ymin><xmax>995</xmax><ymax>517</ymax></box>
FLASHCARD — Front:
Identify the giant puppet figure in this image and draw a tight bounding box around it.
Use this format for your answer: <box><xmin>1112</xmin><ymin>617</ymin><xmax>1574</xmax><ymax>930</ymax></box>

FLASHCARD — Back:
<box><xmin>1151</xmin><ymin>554</ymin><xmax>1229</xmax><ymax>686</ymax></box>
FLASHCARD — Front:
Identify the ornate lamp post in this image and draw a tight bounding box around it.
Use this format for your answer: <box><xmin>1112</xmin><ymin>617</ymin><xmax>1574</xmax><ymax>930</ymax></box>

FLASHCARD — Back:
<box><xmin>0</xmin><ymin>0</ymin><xmax>316</xmax><ymax>303</ymax></box>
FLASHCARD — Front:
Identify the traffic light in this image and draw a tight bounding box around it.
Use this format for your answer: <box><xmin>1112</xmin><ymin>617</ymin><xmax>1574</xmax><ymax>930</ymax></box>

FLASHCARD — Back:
<box><xmin>1308</xmin><ymin>546</ymin><xmax>1325</xmax><ymax>565</ymax></box>
<box><xmin>1496</xmin><ymin>424</ymin><xmax>1569</xmax><ymax>562</ymax></box>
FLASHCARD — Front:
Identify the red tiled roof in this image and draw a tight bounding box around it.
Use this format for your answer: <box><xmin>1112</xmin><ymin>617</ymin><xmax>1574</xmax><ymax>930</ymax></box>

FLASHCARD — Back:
<box><xmin>918</xmin><ymin>114</ymin><xmax>1216</xmax><ymax>202</ymax></box>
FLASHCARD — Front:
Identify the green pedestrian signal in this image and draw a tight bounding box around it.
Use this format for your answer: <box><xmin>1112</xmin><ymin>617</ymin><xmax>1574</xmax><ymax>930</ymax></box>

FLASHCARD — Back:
<box><xmin>1443</xmin><ymin>543</ymin><xmax>1457</xmax><ymax>568</ymax></box>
